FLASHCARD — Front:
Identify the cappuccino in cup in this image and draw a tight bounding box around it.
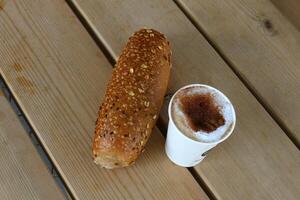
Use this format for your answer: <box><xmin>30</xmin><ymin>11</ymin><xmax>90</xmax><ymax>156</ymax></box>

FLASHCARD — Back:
<box><xmin>165</xmin><ymin>84</ymin><xmax>236</xmax><ymax>167</ymax></box>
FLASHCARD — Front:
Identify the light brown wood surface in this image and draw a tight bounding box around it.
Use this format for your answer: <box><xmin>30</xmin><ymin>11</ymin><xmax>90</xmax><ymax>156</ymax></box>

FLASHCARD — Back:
<box><xmin>0</xmin><ymin>91</ymin><xmax>65</xmax><ymax>200</ymax></box>
<box><xmin>0</xmin><ymin>0</ymin><xmax>208</xmax><ymax>199</ymax></box>
<box><xmin>271</xmin><ymin>0</ymin><xmax>300</xmax><ymax>30</ymax></box>
<box><xmin>176</xmin><ymin>0</ymin><xmax>300</xmax><ymax>146</ymax></box>
<box><xmin>69</xmin><ymin>0</ymin><xmax>300</xmax><ymax>199</ymax></box>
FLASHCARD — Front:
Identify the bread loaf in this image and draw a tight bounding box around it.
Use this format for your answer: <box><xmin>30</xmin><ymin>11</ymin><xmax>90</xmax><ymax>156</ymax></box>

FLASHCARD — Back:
<box><xmin>93</xmin><ymin>29</ymin><xmax>171</xmax><ymax>168</ymax></box>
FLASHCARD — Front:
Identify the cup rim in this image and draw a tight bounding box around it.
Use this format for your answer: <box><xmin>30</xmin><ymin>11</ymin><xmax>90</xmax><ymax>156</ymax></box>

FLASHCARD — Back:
<box><xmin>168</xmin><ymin>84</ymin><xmax>236</xmax><ymax>145</ymax></box>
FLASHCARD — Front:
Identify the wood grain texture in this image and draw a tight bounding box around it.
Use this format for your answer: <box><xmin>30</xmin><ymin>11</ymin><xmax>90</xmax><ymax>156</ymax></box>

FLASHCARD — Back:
<box><xmin>0</xmin><ymin>93</ymin><xmax>65</xmax><ymax>200</ymax></box>
<box><xmin>68</xmin><ymin>0</ymin><xmax>300</xmax><ymax>199</ymax></box>
<box><xmin>271</xmin><ymin>0</ymin><xmax>300</xmax><ymax>30</ymax></box>
<box><xmin>0</xmin><ymin>0</ymin><xmax>207</xmax><ymax>199</ymax></box>
<box><xmin>176</xmin><ymin>0</ymin><xmax>300</xmax><ymax>146</ymax></box>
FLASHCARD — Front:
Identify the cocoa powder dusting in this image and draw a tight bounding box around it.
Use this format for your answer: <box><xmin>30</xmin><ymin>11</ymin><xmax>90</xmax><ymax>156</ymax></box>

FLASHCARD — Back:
<box><xmin>180</xmin><ymin>93</ymin><xmax>225</xmax><ymax>133</ymax></box>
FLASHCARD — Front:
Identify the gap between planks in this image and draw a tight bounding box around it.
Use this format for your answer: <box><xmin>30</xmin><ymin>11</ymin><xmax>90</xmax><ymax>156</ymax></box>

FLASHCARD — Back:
<box><xmin>65</xmin><ymin>0</ymin><xmax>115</xmax><ymax>66</ymax></box>
<box><xmin>173</xmin><ymin>0</ymin><xmax>299</xmax><ymax>150</ymax></box>
<box><xmin>64</xmin><ymin>0</ymin><xmax>215</xmax><ymax>199</ymax></box>
<box><xmin>0</xmin><ymin>76</ymin><xmax>74</xmax><ymax>200</ymax></box>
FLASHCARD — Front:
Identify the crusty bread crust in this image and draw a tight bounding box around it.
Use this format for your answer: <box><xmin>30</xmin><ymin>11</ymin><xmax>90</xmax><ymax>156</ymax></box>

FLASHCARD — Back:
<box><xmin>93</xmin><ymin>29</ymin><xmax>171</xmax><ymax>168</ymax></box>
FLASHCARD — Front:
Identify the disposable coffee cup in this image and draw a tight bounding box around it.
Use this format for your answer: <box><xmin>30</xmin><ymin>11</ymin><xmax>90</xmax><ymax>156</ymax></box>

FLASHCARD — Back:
<box><xmin>165</xmin><ymin>84</ymin><xmax>236</xmax><ymax>167</ymax></box>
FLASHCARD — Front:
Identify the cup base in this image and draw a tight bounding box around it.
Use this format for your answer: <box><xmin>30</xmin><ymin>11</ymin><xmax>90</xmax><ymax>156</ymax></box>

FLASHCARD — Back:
<box><xmin>165</xmin><ymin>145</ymin><xmax>204</xmax><ymax>167</ymax></box>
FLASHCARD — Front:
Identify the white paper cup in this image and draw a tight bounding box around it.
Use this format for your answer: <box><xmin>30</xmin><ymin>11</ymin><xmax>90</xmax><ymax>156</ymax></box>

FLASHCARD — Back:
<box><xmin>165</xmin><ymin>84</ymin><xmax>236</xmax><ymax>167</ymax></box>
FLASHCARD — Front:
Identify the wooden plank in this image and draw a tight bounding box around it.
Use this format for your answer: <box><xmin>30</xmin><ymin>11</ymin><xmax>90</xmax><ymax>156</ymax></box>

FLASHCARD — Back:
<box><xmin>67</xmin><ymin>0</ymin><xmax>300</xmax><ymax>200</ymax></box>
<box><xmin>176</xmin><ymin>0</ymin><xmax>300</xmax><ymax>145</ymax></box>
<box><xmin>271</xmin><ymin>0</ymin><xmax>300</xmax><ymax>30</ymax></box>
<box><xmin>0</xmin><ymin>1</ymin><xmax>208</xmax><ymax>200</ymax></box>
<box><xmin>0</xmin><ymin>91</ymin><xmax>65</xmax><ymax>200</ymax></box>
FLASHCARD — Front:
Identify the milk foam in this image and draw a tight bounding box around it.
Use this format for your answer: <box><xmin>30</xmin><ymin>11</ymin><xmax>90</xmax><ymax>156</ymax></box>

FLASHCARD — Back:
<box><xmin>172</xmin><ymin>87</ymin><xmax>234</xmax><ymax>143</ymax></box>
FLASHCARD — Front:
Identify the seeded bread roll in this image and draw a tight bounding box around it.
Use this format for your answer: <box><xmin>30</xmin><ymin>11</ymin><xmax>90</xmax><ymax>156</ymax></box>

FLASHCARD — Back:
<box><xmin>93</xmin><ymin>29</ymin><xmax>171</xmax><ymax>169</ymax></box>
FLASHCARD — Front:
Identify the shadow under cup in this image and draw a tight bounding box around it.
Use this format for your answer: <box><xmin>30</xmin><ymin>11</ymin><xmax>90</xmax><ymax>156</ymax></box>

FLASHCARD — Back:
<box><xmin>165</xmin><ymin>84</ymin><xmax>236</xmax><ymax>167</ymax></box>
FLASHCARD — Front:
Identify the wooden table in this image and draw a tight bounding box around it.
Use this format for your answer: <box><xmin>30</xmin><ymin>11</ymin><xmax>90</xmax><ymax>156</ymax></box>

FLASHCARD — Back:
<box><xmin>0</xmin><ymin>0</ymin><xmax>299</xmax><ymax>199</ymax></box>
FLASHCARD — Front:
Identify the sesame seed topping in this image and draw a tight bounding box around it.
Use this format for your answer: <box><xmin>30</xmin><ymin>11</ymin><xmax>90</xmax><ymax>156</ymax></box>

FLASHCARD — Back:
<box><xmin>130</xmin><ymin>68</ymin><xmax>134</xmax><ymax>73</ymax></box>
<box><xmin>150</xmin><ymin>33</ymin><xmax>154</xmax><ymax>37</ymax></box>
<box><xmin>138</xmin><ymin>88</ymin><xmax>144</xmax><ymax>93</ymax></box>
<box><xmin>146</xmin><ymin>30</ymin><xmax>152</xmax><ymax>33</ymax></box>
<box><xmin>129</xmin><ymin>91</ymin><xmax>135</xmax><ymax>96</ymax></box>
<box><xmin>144</xmin><ymin>101</ymin><xmax>150</xmax><ymax>107</ymax></box>
<box><xmin>158</xmin><ymin>46</ymin><xmax>163</xmax><ymax>50</ymax></box>
<box><xmin>153</xmin><ymin>115</ymin><xmax>157</xmax><ymax>119</ymax></box>
<box><xmin>146</xmin><ymin>123</ymin><xmax>150</xmax><ymax>129</ymax></box>
<box><xmin>141</xmin><ymin>64</ymin><xmax>148</xmax><ymax>68</ymax></box>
